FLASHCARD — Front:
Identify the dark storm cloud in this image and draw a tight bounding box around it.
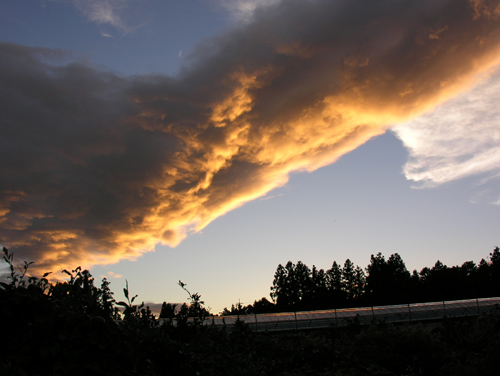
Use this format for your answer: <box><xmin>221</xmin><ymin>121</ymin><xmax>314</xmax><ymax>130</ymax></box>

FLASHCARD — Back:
<box><xmin>1</xmin><ymin>0</ymin><xmax>500</xmax><ymax>271</ymax></box>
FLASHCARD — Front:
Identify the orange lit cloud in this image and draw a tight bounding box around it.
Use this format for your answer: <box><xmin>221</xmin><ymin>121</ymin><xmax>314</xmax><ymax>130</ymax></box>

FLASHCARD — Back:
<box><xmin>103</xmin><ymin>271</ymin><xmax>123</xmax><ymax>279</ymax></box>
<box><xmin>2</xmin><ymin>0</ymin><xmax>500</xmax><ymax>272</ymax></box>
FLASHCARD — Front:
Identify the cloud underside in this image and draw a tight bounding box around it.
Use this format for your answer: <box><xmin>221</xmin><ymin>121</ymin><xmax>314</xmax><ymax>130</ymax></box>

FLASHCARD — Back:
<box><xmin>2</xmin><ymin>0</ymin><xmax>500</xmax><ymax>271</ymax></box>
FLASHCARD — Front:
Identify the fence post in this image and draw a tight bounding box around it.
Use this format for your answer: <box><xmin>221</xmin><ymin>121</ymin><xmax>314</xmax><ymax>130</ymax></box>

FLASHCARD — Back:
<box><xmin>442</xmin><ymin>300</ymin><xmax>446</xmax><ymax>317</ymax></box>
<box><xmin>294</xmin><ymin>311</ymin><xmax>298</xmax><ymax>330</ymax></box>
<box><xmin>476</xmin><ymin>298</ymin><xmax>480</xmax><ymax>315</ymax></box>
<box><xmin>408</xmin><ymin>303</ymin><xmax>412</xmax><ymax>322</ymax></box>
<box><xmin>335</xmin><ymin>308</ymin><xmax>338</xmax><ymax>327</ymax></box>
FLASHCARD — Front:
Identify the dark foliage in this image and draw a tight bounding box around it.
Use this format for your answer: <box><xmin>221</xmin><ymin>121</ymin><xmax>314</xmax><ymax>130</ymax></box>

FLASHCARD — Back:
<box><xmin>3</xmin><ymin>246</ymin><xmax>500</xmax><ymax>375</ymax></box>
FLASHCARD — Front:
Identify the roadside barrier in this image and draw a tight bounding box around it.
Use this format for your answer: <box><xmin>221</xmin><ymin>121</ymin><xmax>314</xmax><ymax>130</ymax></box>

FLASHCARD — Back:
<box><xmin>195</xmin><ymin>297</ymin><xmax>500</xmax><ymax>332</ymax></box>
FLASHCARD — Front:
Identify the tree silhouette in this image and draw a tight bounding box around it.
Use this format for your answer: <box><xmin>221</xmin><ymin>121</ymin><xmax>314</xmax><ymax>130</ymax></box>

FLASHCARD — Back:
<box><xmin>326</xmin><ymin>261</ymin><xmax>344</xmax><ymax>308</ymax></box>
<box><xmin>159</xmin><ymin>302</ymin><xmax>177</xmax><ymax>322</ymax></box>
<box><xmin>270</xmin><ymin>263</ymin><xmax>289</xmax><ymax>308</ymax></box>
<box><xmin>271</xmin><ymin>261</ymin><xmax>303</xmax><ymax>310</ymax></box>
<box><xmin>490</xmin><ymin>247</ymin><xmax>500</xmax><ymax>296</ymax></box>
<box><xmin>309</xmin><ymin>265</ymin><xmax>329</xmax><ymax>309</ymax></box>
<box><xmin>252</xmin><ymin>297</ymin><xmax>276</xmax><ymax>313</ymax></box>
<box><xmin>352</xmin><ymin>265</ymin><xmax>366</xmax><ymax>301</ymax></box>
<box><xmin>342</xmin><ymin>259</ymin><xmax>356</xmax><ymax>302</ymax></box>
<box><xmin>365</xmin><ymin>253</ymin><xmax>410</xmax><ymax>305</ymax></box>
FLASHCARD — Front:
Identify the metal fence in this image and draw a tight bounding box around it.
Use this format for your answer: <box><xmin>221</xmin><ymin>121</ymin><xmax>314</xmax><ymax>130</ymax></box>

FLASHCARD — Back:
<box><xmin>202</xmin><ymin>297</ymin><xmax>500</xmax><ymax>332</ymax></box>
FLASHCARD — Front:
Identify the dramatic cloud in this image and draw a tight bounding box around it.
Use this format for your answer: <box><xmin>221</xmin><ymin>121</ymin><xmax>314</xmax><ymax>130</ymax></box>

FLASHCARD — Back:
<box><xmin>2</xmin><ymin>0</ymin><xmax>500</xmax><ymax>272</ymax></box>
<box><xmin>393</xmin><ymin>69</ymin><xmax>500</xmax><ymax>192</ymax></box>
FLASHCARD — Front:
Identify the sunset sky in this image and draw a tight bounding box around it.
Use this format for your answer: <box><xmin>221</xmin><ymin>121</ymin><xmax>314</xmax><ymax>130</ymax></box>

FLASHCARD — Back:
<box><xmin>2</xmin><ymin>0</ymin><xmax>500</xmax><ymax>314</ymax></box>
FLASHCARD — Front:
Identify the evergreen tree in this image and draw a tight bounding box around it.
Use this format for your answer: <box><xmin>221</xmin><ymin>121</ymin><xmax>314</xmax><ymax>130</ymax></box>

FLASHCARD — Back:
<box><xmin>270</xmin><ymin>261</ymin><xmax>313</xmax><ymax>311</ymax></box>
<box><xmin>294</xmin><ymin>261</ymin><xmax>312</xmax><ymax>310</ymax></box>
<box><xmin>352</xmin><ymin>266</ymin><xmax>366</xmax><ymax>301</ymax></box>
<box><xmin>326</xmin><ymin>261</ymin><xmax>345</xmax><ymax>308</ymax></box>
<box><xmin>309</xmin><ymin>265</ymin><xmax>328</xmax><ymax>309</ymax></box>
<box><xmin>365</xmin><ymin>253</ymin><xmax>410</xmax><ymax>305</ymax></box>
<box><xmin>490</xmin><ymin>247</ymin><xmax>500</xmax><ymax>295</ymax></box>
<box><xmin>342</xmin><ymin>259</ymin><xmax>356</xmax><ymax>302</ymax></box>
<box><xmin>387</xmin><ymin>253</ymin><xmax>411</xmax><ymax>303</ymax></box>
<box><xmin>271</xmin><ymin>262</ymin><xmax>295</xmax><ymax>309</ymax></box>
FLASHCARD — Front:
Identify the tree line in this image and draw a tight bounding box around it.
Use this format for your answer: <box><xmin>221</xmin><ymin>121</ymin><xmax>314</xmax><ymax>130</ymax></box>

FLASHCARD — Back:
<box><xmin>222</xmin><ymin>248</ymin><xmax>500</xmax><ymax>315</ymax></box>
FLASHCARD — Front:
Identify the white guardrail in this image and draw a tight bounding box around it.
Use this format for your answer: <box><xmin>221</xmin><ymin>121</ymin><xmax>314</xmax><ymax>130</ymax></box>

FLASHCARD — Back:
<box><xmin>191</xmin><ymin>297</ymin><xmax>500</xmax><ymax>332</ymax></box>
